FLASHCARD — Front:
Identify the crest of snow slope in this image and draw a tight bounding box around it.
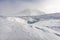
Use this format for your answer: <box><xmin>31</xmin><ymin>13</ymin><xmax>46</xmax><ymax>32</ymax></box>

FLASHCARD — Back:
<box><xmin>27</xmin><ymin>13</ymin><xmax>60</xmax><ymax>24</ymax></box>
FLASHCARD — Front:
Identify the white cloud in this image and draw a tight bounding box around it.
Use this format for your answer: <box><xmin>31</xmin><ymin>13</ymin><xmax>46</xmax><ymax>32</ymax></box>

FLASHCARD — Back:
<box><xmin>0</xmin><ymin>0</ymin><xmax>43</xmax><ymax>16</ymax></box>
<box><xmin>0</xmin><ymin>0</ymin><xmax>60</xmax><ymax>16</ymax></box>
<box><xmin>40</xmin><ymin>0</ymin><xmax>60</xmax><ymax>13</ymax></box>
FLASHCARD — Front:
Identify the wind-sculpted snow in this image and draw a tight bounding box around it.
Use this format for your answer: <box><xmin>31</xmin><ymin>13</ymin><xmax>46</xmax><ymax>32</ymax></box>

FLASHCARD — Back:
<box><xmin>27</xmin><ymin>13</ymin><xmax>60</xmax><ymax>24</ymax></box>
<box><xmin>0</xmin><ymin>13</ymin><xmax>60</xmax><ymax>40</ymax></box>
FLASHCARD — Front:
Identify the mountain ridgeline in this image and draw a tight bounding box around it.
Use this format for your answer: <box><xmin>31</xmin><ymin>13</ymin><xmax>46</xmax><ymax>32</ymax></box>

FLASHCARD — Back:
<box><xmin>0</xmin><ymin>13</ymin><xmax>60</xmax><ymax>24</ymax></box>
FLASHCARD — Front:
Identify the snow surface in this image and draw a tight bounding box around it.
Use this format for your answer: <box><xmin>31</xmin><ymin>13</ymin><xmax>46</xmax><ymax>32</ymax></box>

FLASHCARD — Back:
<box><xmin>0</xmin><ymin>13</ymin><xmax>60</xmax><ymax>40</ymax></box>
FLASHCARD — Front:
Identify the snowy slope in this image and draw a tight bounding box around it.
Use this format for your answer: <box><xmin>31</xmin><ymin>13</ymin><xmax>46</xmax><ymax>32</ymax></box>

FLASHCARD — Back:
<box><xmin>0</xmin><ymin>13</ymin><xmax>60</xmax><ymax>40</ymax></box>
<box><xmin>0</xmin><ymin>17</ymin><xmax>41</xmax><ymax>40</ymax></box>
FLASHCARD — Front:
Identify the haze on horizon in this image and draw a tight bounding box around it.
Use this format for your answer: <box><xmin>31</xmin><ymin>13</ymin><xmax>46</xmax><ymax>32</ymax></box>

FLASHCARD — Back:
<box><xmin>0</xmin><ymin>0</ymin><xmax>60</xmax><ymax>16</ymax></box>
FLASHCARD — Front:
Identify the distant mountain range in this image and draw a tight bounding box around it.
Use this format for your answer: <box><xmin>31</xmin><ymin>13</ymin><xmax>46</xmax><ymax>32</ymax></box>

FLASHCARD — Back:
<box><xmin>0</xmin><ymin>12</ymin><xmax>60</xmax><ymax>24</ymax></box>
<box><xmin>15</xmin><ymin>9</ymin><xmax>45</xmax><ymax>16</ymax></box>
<box><xmin>0</xmin><ymin>9</ymin><xmax>45</xmax><ymax>16</ymax></box>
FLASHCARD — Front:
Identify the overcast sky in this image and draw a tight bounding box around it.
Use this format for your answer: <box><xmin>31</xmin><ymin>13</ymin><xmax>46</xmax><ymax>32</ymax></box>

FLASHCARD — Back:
<box><xmin>0</xmin><ymin>0</ymin><xmax>60</xmax><ymax>16</ymax></box>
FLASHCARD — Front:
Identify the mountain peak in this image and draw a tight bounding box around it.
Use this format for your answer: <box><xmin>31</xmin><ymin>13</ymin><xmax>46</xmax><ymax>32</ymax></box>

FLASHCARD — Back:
<box><xmin>17</xmin><ymin>8</ymin><xmax>45</xmax><ymax>16</ymax></box>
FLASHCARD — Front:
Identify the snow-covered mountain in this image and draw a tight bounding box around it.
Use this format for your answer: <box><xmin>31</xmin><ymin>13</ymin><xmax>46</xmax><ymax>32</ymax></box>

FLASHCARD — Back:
<box><xmin>26</xmin><ymin>13</ymin><xmax>60</xmax><ymax>24</ymax></box>
<box><xmin>0</xmin><ymin>13</ymin><xmax>60</xmax><ymax>40</ymax></box>
<box><xmin>11</xmin><ymin>9</ymin><xmax>45</xmax><ymax>16</ymax></box>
